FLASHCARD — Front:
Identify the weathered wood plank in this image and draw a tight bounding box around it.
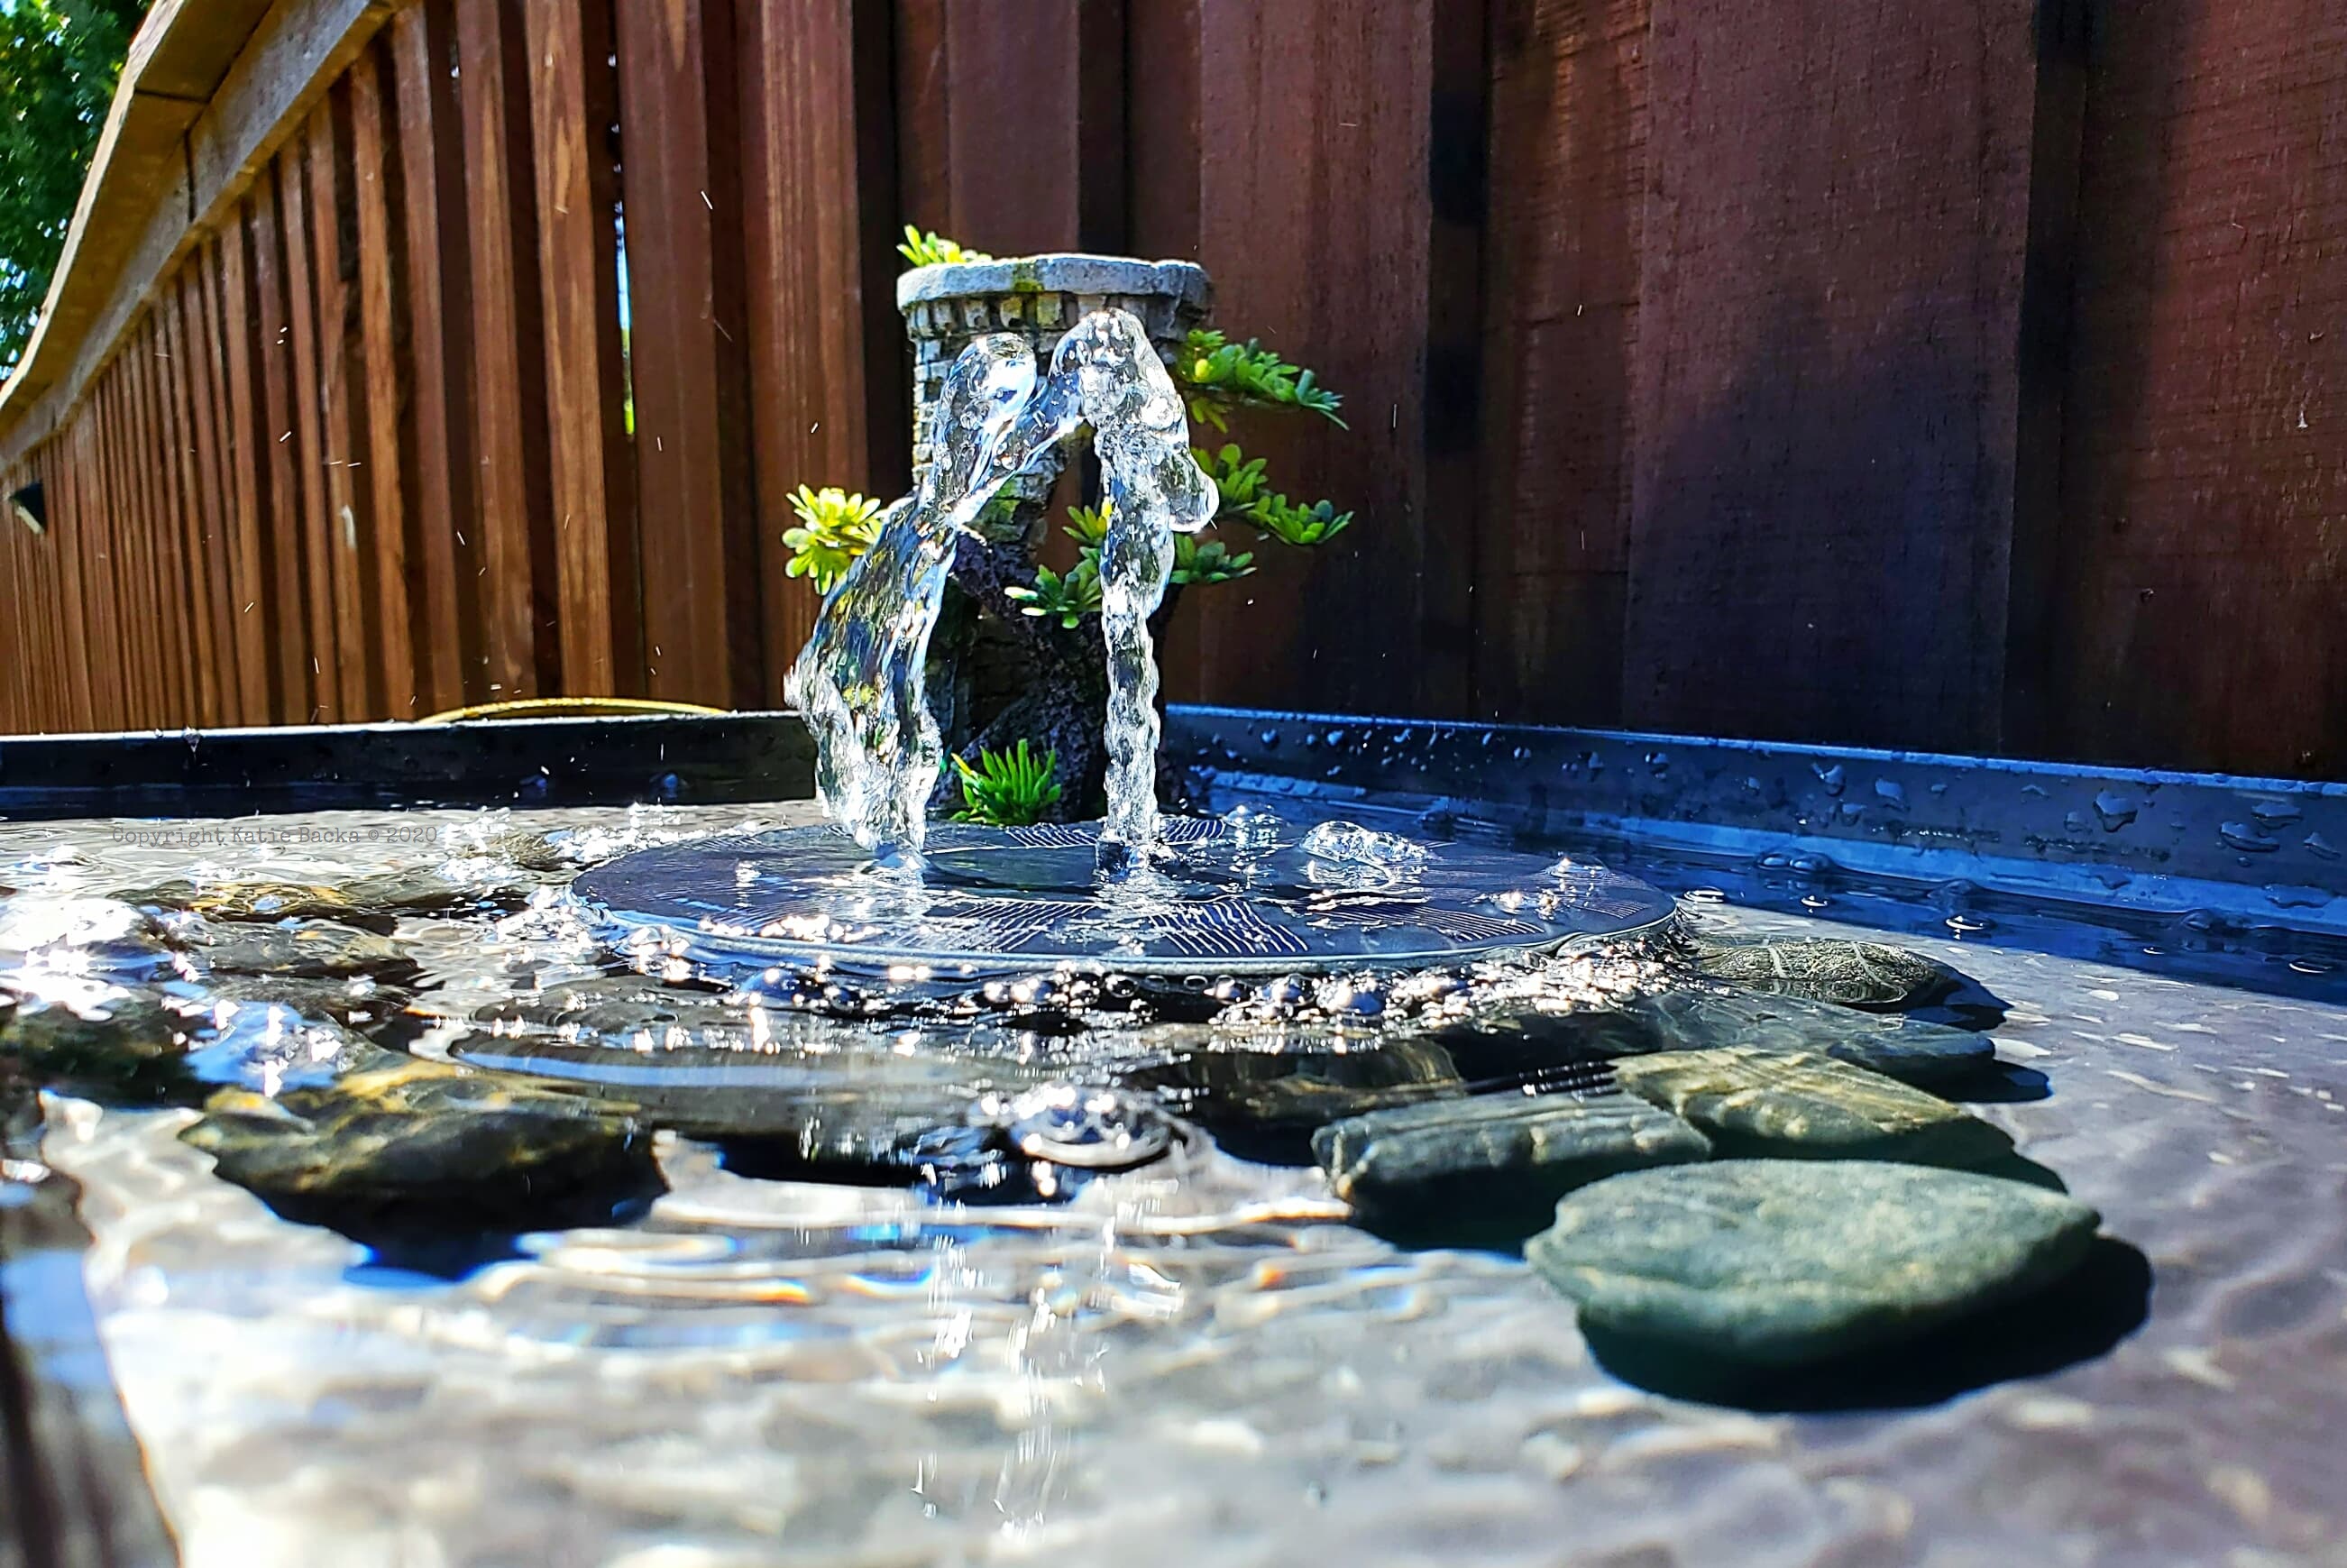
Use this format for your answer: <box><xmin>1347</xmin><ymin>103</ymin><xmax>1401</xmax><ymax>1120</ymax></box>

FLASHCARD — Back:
<box><xmin>123</xmin><ymin>321</ymin><xmax>187</xmax><ymax>727</ymax></box>
<box><xmin>305</xmin><ymin>93</ymin><xmax>379</xmax><ymax>718</ymax></box>
<box><xmin>455</xmin><ymin>0</ymin><xmax>555</xmax><ymax>699</ymax></box>
<box><xmin>1619</xmin><ymin>0</ymin><xmax>2038</xmax><ymax>752</ymax></box>
<box><xmin>345</xmin><ymin>41</ymin><xmax>419</xmax><ymax>720</ymax></box>
<box><xmin>2038</xmin><ymin>0</ymin><xmax>2347</xmax><ymax>776</ymax></box>
<box><xmin>890</xmin><ymin>0</ymin><xmax>1117</xmax><ymax>254</ymax></box>
<box><xmin>525</xmin><ymin>0</ymin><xmax>637</xmax><ymax>699</ymax></box>
<box><xmin>390</xmin><ymin>0</ymin><xmax>479</xmax><ymax>714</ymax></box>
<box><xmin>160</xmin><ymin>274</ymin><xmax>228</xmax><ymax>728</ymax></box>
<box><xmin>181</xmin><ymin>250</ymin><xmax>254</xmax><ymax>724</ymax></box>
<box><xmin>617</xmin><ymin>0</ymin><xmax>758</xmax><ymax>704</ymax></box>
<box><xmin>737</xmin><ymin>0</ymin><xmax>903</xmax><ymax>697</ymax></box>
<box><xmin>276</xmin><ymin>136</ymin><xmax>341</xmax><ymax>721</ymax></box>
<box><xmin>1473</xmin><ymin>0</ymin><xmax>1648</xmax><ymax>726</ymax></box>
<box><xmin>209</xmin><ymin>225</ymin><xmax>278</xmax><ymax>723</ymax></box>
<box><xmin>1177</xmin><ymin>0</ymin><xmax>1442</xmax><ymax>716</ymax></box>
<box><xmin>252</xmin><ymin>162</ymin><xmax>323</xmax><ymax>721</ymax></box>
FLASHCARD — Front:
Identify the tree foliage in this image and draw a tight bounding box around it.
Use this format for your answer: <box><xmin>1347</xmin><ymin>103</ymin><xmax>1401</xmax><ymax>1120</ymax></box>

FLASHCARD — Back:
<box><xmin>0</xmin><ymin>0</ymin><xmax>146</xmax><ymax>371</ymax></box>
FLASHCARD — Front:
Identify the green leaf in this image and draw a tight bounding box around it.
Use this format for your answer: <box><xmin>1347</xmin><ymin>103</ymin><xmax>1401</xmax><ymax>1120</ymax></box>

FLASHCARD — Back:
<box><xmin>1004</xmin><ymin>560</ymin><xmax>1103</xmax><ymax>628</ymax></box>
<box><xmin>1174</xmin><ymin>329</ymin><xmax>1346</xmax><ymax>426</ymax></box>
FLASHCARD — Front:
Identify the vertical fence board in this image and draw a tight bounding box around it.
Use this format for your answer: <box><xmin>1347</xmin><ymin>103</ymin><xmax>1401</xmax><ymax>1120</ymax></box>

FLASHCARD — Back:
<box><xmin>390</xmin><ymin>0</ymin><xmax>480</xmax><ymax>713</ymax></box>
<box><xmin>455</xmin><ymin>0</ymin><xmax>557</xmax><ymax>699</ymax></box>
<box><xmin>1619</xmin><ymin>0</ymin><xmax>2038</xmax><ymax>752</ymax></box>
<box><xmin>306</xmin><ymin>95</ymin><xmax>380</xmax><ymax>718</ymax></box>
<box><xmin>1179</xmin><ymin>0</ymin><xmax>1442</xmax><ymax>716</ymax></box>
<box><xmin>252</xmin><ymin>166</ymin><xmax>322</xmax><ymax>721</ymax></box>
<box><xmin>616</xmin><ymin>0</ymin><xmax>759</xmax><ymax>704</ymax></box>
<box><xmin>525</xmin><ymin>0</ymin><xmax>637</xmax><ymax>698</ymax></box>
<box><xmin>211</xmin><ymin>225</ymin><xmax>277</xmax><ymax>724</ymax></box>
<box><xmin>123</xmin><ymin>326</ymin><xmax>182</xmax><ymax>727</ymax></box>
<box><xmin>160</xmin><ymin>278</ymin><xmax>226</xmax><ymax>727</ymax></box>
<box><xmin>0</xmin><ymin>463</ymin><xmax>30</xmax><ymax>729</ymax></box>
<box><xmin>182</xmin><ymin>252</ymin><xmax>252</xmax><ymax>724</ymax></box>
<box><xmin>2040</xmin><ymin>0</ymin><xmax>2347</xmax><ymax>776</ymax></box>
<box><xmin>277</xmin><ymin>140</ymin><xmax>340</xmax><ymax>720</ymax></box>
<box><xmin>349</xmin><ymin>45</ymin><xmax>419</xmax><ymax>717</ymax></box>
<box><xmin>1473</xmin><ymin>0</ymin><xmax>1648</xmax><ymax>726</ymax></box>
<box><xmin>738</xmin><ymin>0</ymin><xmax>902</xmax><ymax>695</ymax></box>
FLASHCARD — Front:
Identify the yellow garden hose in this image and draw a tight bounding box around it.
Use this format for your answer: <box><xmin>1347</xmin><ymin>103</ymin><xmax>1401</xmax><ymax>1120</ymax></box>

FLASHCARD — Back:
<box><xmin>415</xmin><ymin>697</ymin><xmax>729</xmax><ymax>724</ymax></box>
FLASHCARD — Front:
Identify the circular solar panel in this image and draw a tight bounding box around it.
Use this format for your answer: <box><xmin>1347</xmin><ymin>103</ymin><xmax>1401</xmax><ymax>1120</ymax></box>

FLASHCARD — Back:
<box><xmin>573</xmin><ymin>817</ymin><xmax>1676</xmax><ymax>979</ymax></box>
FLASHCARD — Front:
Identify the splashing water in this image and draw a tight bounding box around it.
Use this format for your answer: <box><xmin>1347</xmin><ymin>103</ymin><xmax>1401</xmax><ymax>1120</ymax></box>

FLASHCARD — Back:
<box><xmin>1064</xmin><ymin>313</ymin><xmax>1218</xmax><ymax>860</ymax></box>
<box><xmin>786</xmin><ymin>310</ymin><xmax>1214</xmax><ymax>867</ymax></box>
<box><xmin>785</xmin><ymin>335</ymin><xmax>1079</xmax><ymax>857</ymax></box>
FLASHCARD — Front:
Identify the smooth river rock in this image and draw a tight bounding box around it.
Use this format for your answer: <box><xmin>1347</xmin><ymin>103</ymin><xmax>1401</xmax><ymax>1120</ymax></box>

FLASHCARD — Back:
<box><xmin>1628</xmin><ymin>984</ymin><xmax>1996</xmax><ymax>1087</ymax></box>
<box><xmin>1609</xmin><ymin>1047</ymin><xmax>2013</xmax><ymax>1169</ymax></box>
<box><xmin>1690</xmin><ymin>937</ymin><xmax>1958</xmax><ymax>1010</ymax></box>
<box><xmin>181</xmin><ymin>1059</ymin><xmax>663</xmax><ymax>1235</ymax></box>
<box><xmin>1528</xmin><ymin>1159</ymin><xmax>2102</xmax><ymax>1364</ymax></box>
<box><xmin>1312</xmin><ymin>1090</ymin><xmax>1710</xmax><ymax>1227</ymax></box>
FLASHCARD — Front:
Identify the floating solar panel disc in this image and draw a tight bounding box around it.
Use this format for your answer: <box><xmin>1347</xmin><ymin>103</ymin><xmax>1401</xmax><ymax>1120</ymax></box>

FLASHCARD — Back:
<box><xmin>571</xmin><ymin>817</ymin><xmax>1676</xmax><ymax>979</ymax></box>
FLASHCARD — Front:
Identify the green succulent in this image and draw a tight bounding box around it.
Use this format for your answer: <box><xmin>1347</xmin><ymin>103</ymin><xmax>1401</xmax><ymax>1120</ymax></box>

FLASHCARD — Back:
<box><xmin>790</xmin><ymin>227</ymin><xmax>1352</xmax><ymax>612</ymax></box>
<box><xmin>782</xmin><ymin>485</ymin><xmax>886</xmax><ymax>593</ymax></box>
<box><xmin>1173</xmin><ymin>534</ymin><xmax>1254</xmax><ymax>584</ymax></box>
<box><xmin>1004</xmin><ymin>560</ymin><xmax>1103</xmax><ymax>628</ymax></box>
<box><xmin>1178</xmin><ymin>329</ymin><xmax>1346</xmax><ymax>430</ymax></box>
<box><xmin>1195</xmin><ymin>443</ymin><xmax>1352</xmax><ymax>546</ymax></box>
<box><xmin>897</xmin><ymin>225</ymin><xmax>993</xmax><ymax>269</ymax></box>
<box><xmin>951</xmin><ymin>741</ymin><xmax>1062</xmax><ymax>826</ymax></box>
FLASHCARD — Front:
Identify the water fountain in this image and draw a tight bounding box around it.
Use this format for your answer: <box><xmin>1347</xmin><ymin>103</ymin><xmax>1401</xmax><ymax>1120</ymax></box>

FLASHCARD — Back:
<box><xmin>573</xmin><ymin>255</ymin><xmax>1675</xmax><ymax>981</ymax></box>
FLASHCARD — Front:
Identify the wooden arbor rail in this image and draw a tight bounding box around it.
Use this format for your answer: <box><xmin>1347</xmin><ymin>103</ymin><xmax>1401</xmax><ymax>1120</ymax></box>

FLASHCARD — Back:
<box><xmin>1</xmin><ymin>0</ymin><xmax>2342</xmax><ymax>779</ymax></box>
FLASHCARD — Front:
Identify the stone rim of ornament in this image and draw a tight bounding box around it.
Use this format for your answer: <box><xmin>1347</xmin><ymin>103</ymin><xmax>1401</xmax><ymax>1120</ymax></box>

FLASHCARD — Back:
<box><xmin>895</xmin><ymin>252</ymin><xmax>1211</xmax><ymax>313</ymax></box>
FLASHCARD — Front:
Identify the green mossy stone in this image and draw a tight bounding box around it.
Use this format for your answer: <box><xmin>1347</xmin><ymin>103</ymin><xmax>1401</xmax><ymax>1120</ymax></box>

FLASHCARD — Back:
<box><xmin>1312</xmin><ymin>1091</ymin><xmax>1710</xmax><ymax>1225</ymax></box>
<box><xmin>180</xmin><ymin>1059</ymin><xmax>661</xmax><ymax>1233</ymax></box>
<box><xmin>1609</xmin><ymin>1047</ymin><xmax>2013</xmax><ymax>1169</ymax></box>
<box><xmin>1528</xmin><ymin>1159</ymin><xmax>2101</xmax><ymax>1364</ymax></box>
<box><xmin>1629</xmin><ymin>984</ymin><xmax>1996</xmax><ymax>1087</ymax></box>
<box><xmin>1691</xmin><ymin>937</ymin><xmax>1958</xmax><ymax>1010</ymax></box>
<box><xmin>179</xmin><ymin>918</ymin><xmax>425</xmax><ymax>986</ymax></box>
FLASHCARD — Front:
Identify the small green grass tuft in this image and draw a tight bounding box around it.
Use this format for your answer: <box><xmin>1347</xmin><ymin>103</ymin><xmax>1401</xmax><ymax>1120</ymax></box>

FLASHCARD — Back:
<box><xmin>951</xmin><ymin>741</ymin><xmax>1063</xmax><ymax>826</ymax></box>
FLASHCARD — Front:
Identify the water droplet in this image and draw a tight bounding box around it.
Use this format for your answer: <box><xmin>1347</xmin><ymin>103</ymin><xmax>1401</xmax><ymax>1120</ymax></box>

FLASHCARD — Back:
<box><xmin>1258</xmin><ymin>728</ymin><xmax>1281</xmax><ymax>749</ymax></box>
<box><xmin>2306</xmin><ymin>832</ymin><xmax>2341</xmax><ymax>860</ymax></box>
<box><xmin>1873</xmin><ymin>778</ymin><xmax>1907</xmax><ymax>809</ymax></box>
<box><xmin>2248</xmin><ymin>798</ymin><xmax>2304</xmax><ymax>829</ymax></box>
<box><xmin>1004</xmin><ymin>1085</ymin><xmax>1173</xmax><ymax>1169</ymax></box>
<box><xmin>1813</xmin><ymin>763</ymin><xmax>1847</xmax><ymax>797</ymax></box>
<box><xmin>2091</xmin><ymin>790</ymin><xmax>2137</xmax><ymax>830</ymax></box>
<box><xmin>2219</xmin><ymin>822</ymin><xmax>2281</xmax><ymax>853</ymax></box>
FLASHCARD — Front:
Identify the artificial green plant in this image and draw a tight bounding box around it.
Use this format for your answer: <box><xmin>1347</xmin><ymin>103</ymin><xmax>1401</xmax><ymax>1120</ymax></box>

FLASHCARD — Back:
<box><xmin>792</xmin><ymin>231</ymin><xmax>1353</xmax><ymax>617</ymax></box>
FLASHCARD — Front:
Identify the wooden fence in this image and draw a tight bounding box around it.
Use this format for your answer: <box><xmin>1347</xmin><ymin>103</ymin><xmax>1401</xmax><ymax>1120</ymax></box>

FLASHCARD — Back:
<box><xmin>0</xmin><ymin>0</ymin><xmax>2342</xmax><ymax>779</ymax></box>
